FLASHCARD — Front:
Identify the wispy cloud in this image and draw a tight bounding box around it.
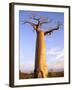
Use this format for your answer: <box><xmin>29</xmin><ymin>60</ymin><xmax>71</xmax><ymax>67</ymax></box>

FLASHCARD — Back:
<box><xmin>47</xmin><ymin>46</ymin><xmax>64</xmax><ymax>60</ymax></box>
<box><xmin>47</xmin><ymin>46</ymin><xmax>64</xmax><ymax>70</ymax></box>
<box><xmin>56</xmin><ymin>50</ymin><xmax>64</xmax><ymax>60</ymax></box>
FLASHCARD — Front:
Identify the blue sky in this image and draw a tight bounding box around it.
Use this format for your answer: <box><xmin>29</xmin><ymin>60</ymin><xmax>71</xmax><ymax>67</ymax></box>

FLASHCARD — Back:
<box><xmin>19</xmin><ymin>10</ymin><xmax>64</xmax><ymax>73</ymax></box>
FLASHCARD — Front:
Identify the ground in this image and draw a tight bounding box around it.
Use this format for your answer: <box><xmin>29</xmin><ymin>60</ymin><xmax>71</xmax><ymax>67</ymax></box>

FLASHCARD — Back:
<box><xmin>19</xmin><ymin>71</ymin><xmax>64</xmax><ymax>79</ymax></box>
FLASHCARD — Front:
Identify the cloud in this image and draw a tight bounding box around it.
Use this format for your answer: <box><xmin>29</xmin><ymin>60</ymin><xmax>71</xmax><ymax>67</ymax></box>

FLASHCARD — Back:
<box><xmin>47</xmin><ymin>46</ymin><xmax>64</xmax><ymax>61</ymax></box>
<box><xmin>56</xmin><ymin>50</ymin><xmax>64</xmax><ymax>60</ymax></box>
<box><xmin>47</xmin><ymin>47</ymin><xmax>60</xmax><ymax>55</ymax></box>
<box><xmin>47</xmin><ymin>46</ymin><xmax>64</xmax><ymax>70</ymax></box>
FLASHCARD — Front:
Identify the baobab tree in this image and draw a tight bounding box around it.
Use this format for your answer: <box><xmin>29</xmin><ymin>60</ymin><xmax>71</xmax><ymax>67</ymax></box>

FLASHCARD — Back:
<box><xmin>23</xmin><ymin>15</ymin><xmax>62</xmax><ymax>78</ymax></box>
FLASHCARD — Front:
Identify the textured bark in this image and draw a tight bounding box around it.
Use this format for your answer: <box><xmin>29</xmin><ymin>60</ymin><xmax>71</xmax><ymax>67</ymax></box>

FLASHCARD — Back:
<box><xmin>34</xmin><ymin>31</ymin><xmax>48</xmax><ymax>78</ymax></box>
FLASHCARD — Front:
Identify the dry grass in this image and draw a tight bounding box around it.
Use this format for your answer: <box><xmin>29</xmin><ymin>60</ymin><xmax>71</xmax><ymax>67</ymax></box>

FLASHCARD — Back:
<box><xmin>19</xmin><ymin>71</ymin><xmax>64</xmax><ymax>79</ymax></box>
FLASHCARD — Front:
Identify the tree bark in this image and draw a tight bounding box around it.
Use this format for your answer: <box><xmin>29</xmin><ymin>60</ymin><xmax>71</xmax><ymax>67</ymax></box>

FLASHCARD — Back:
<box><xmin>34</xmin><ymin>31</ymin><xmax>48</xmax><ymax>78</ymax></box>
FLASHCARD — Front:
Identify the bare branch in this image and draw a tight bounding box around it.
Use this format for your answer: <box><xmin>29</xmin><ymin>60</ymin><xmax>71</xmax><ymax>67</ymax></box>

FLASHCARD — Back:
<box><xmin>44</xmin><ymin>23</ymin><xmax>62</xmax><ymax>35</ymax></box>
<box><xmin>40</xmin><ymin>19</ymin><xmax>52</xmax><ymax>26</ymax></box>
<box><xmin>40</xmin><ymin>21</ymin><xmax>49</xmax><ymax>25</ymax></box>
<box><xmin>21</xmin><ymin>15</ymin><xmax>62</xmax><ymax>33</ymax></box>
<box><xmin>30</xmin><ymin>15</ymin><xmax>51</xmax><ymax>27</ymax></box>
<box><xmin>23</xmin><ymin>21</ymin><xmax>37</xmax><ymax>30</ymax></box>
<box><xmin>30</xmin><ymin>15</ymin><xmax>40</xmax><ymax>22</ymax></box>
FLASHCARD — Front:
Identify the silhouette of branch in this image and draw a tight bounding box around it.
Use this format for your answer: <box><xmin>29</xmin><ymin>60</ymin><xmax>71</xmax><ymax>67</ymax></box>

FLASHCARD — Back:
<box><xmin>44</xmin><ymin>23</ymin><xmax>62</xmax><ymax>35</ymax></box>
<box><xmin>40</xmin><ymin>21</ymin><xmax>49</xmax><ymax>26</ymax></box>
<box><xmin>39</xmin><ymin>18</ymin><xmax>52</xmax><ymax>26</ymax></box>
<box><xmin>30</xmin><ymin>15</ymin><xmax>49</xmax><ymax>25</ymax></box>
<box><xmin>30</xmin><ymin>15</ymin><xmax>40</xmax><ymax>22</ymax></box>
<box><xmin>23</xmin><ymin>21</ymin><xmax>37</xmax><ymax>30</ymax></box>
<box><xmin>21</xmin><ymin>15</ymin><xmax>62</xmax><ymax>33</ymax></box>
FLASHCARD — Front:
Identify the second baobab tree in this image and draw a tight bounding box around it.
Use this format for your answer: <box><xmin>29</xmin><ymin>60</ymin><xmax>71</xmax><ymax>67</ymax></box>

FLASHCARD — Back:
<box><xmin>23</xmin><ymin>15</ymin><xmax>62</xmax><ymax>78</ymax></box>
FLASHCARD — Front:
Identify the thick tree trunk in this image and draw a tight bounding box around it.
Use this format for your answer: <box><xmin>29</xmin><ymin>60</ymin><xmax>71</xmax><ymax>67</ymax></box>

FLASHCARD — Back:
<box><xmin>34</xmin><ymin>31</ymin><xmax>48</xmax><ymax>78</ymax></box>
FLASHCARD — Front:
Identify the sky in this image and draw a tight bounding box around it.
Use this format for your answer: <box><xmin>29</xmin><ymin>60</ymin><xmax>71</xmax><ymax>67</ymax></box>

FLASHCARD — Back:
<box><xmin>19</xmin><ymin>10</ymin><xmax>64</xmax><ymax>73</ymax></box>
